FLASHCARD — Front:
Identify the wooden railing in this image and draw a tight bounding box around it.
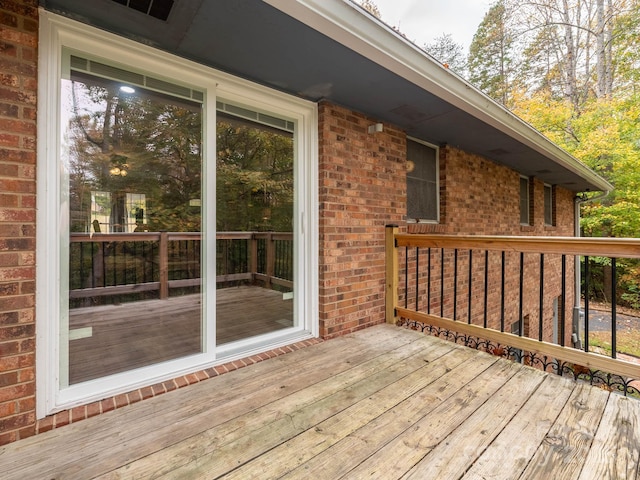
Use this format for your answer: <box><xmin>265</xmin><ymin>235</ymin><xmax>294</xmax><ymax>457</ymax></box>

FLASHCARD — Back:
<box><xmin>385</xmin><ymin>225</ymin><xmax>640</xmax><ymax>387</ymax></box>
<box><xmin>69</xmin><ymin>231</ymin><xmax>293</xmax><ymax>304</ymax></box>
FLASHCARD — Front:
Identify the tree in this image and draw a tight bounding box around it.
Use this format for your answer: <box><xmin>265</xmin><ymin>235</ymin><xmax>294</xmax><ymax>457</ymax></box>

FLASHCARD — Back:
<box><xmin>216</xmin><ymin>118</ymin><xmax>294</xmax><ymax>232</ymax></box>
<box><xmin>468</xmin><ymin>0</ymin><xmax>517</xmax><ymax>106</ymax></box>
<box><xmin>67</xmin><ymin>77</ymin><xmax>203</xmax><ymax>233</ymax></box>
<box><xmin>503</xmin><ymin>0</ymin><xmax>635</xmax><ymax>106</ymax></box>
<box><xmin>425</xmin><ymin>34</ymin><xmax>467</xmax><ymax>75</ymax></box>
<box><xmin>611</xmin><ymin>1</ymin><xmax>640</xmax><ymax>95</ymax></box>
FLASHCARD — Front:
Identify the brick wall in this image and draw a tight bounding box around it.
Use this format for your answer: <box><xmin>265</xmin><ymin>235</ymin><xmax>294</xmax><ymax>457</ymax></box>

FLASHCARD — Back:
<box><xmin>0</xmin><ymin>0</ymin><xmax>38</xmax><ymax>445</ymax></box>
<box><xmin>319</xmin><ymin>105</ymin><xmax>577</xmax><ymax>345</ymax></box>
<box><xmin>318</xmin><ymin>102</ymin><xmax>406</xmax><ymax>338</ymax></box>
<box><xmin>404</xmin><ymin>145</ymin><xmax>576</xmax><ymax>345</ymax></box>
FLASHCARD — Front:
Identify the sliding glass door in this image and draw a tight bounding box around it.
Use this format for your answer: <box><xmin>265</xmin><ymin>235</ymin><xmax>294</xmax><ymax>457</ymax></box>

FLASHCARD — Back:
<box><xmin>62</xmin><ymin>56</ymin><xmax>205</xmax><ymax>385</ymax></box>
<box><xmin>39</xmin><ymin>16</ymin><xmax>316</xmax><ymax>416</ymax></box>
<box><xmin>216</xmin><ymin>105</ymin><xmax>295</xmax><ymax>345</ymax></box>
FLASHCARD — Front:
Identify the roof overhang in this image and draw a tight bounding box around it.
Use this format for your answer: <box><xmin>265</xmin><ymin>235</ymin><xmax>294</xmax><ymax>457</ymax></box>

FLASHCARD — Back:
<box><xmin>40</xmin><ymin>0</ymin><xmax>612</xmax><ymax>193</ymax></box>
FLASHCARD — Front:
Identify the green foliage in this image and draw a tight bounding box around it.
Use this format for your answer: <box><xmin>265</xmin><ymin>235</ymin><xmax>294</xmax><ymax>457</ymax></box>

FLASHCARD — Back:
<box><xmin>68</xmin><ymin>79</ymin><xmax>203</xmax><ymax>233</ymax></box>
<box><xmin>468</xmin><ymin>0</ymin><xmax>516</xmax><ymax>106</ymax></box>
<box><xmin>216</xmin><ymin>119</ymin><xmax>294</xmax><ymax>232</ymax></box>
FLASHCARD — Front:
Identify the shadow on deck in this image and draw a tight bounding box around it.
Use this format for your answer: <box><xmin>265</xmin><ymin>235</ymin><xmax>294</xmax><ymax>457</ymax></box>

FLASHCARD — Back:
<box><xmin>3</xmin><ymin>324</ymin><xmax>639</xmax><ymax>479</ymax></box>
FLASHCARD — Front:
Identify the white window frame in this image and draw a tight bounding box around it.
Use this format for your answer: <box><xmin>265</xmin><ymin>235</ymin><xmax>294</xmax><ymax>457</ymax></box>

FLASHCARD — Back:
<box><xmin>406</xmin><ymin>137</ymin><xmax>440</xmax><ymax>224</ymax></box>
<box><xmin>37</xmin><ymin>11</ymin><xmax>318</xmax><ymax>417</ymax></box>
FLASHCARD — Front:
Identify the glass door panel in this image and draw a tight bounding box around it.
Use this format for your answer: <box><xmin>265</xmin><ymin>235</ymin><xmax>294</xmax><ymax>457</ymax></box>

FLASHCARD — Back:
<box><xmin>216</xmin><ymin>110</ymin><xmax>294</xmax><ymax>345</ymax></box>
<box><xmin>62</xmin><ymin>63</ymin><xmax>204</xmax><ymax>385</ymax></box>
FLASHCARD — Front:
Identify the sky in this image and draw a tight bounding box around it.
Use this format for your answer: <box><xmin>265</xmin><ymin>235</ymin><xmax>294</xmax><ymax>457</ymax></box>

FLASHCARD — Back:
<box><xmin>372</xmin><ymin>0</ymin><xmax>493</xmax><ymax>51</ymax></box>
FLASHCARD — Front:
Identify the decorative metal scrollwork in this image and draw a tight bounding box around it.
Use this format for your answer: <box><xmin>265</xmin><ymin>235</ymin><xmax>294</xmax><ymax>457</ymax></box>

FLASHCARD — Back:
<box><xmin>397</xmin><ymin>317</ymin><xmax>640</xmax><ymax>398</ymax></box>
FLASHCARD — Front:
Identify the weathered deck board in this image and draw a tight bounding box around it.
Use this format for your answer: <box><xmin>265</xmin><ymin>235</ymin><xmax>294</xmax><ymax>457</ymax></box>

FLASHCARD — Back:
<box><xmin>3</xmin><ymin>324</ymin><xmax>640</xmax><ymax>480</ymax></box>
<box><xmin>3</xmin><ymin>326</ymin><xmax>405</xmax><ymax>479</ymax></box>
<box><xmin>518</xmin><ymin>382</ymin><xmax>610</xmax><ymax>480</ymax></box>
<box><xmin>462</xmin><ymin>373</ymin><xmax>576</xmax><ymax>480</ymax></box>
<box><xmin>577</xmin><ymin>393</ymin><xmax>640</xmax><ymax>480</ymax></box>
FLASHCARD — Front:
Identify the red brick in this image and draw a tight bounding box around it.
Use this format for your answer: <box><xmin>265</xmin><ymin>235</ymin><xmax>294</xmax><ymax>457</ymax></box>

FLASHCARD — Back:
<box><xmin>0</xmin><ymin>2</ymin><xmax>38</xmax><ymax>19</ymax></box>
<box><xmin>0</xmin><ymin>147</ymin><xmax>35</xmax><ymax>163</ymax></box>
<box><xmin>0</xmin><ymin>382</ymin><xmax>33</xmax><ymax>402</ymax></box>
<box><xmin>17</xmin><ymin>366</ymin><xmax>33</xmax><ymax>382</ymax></box>
<box><xmin>151</xmin><ymin>383</ymin><xmax>165</xmax><ymax>396</ymax></box>
<box><xmin>174</xmin><ymin>376</ymin><xmax>188</xmax><ymax>388</ymax></box>
<box><xmin>22</xmin><ymin>18</ymin><xmax>36</xmax><ymax>33</ymax></box>
<box><xmin>0</xmin><ymin>266</ymin><xmax>34</xmax><ymax>282</ymax></box>
<box><xmin>86</xmin><ymin>402</ymin><xmax>101</xmax><ymax>418</ymax></box>
<box><xmin>0</xmin><ymin>400</ymin><xmax>16</xmax><ymax>416</ymax></box>
<box><xmin>0</xmin><ymin>370</ymin><xmax>17</xmax><ymax>387</ymax></box>
<box><xmin>127</xmin><ymin>390</ymin><xmax>142</xmax><ymax>404</ymax></box>
<box><xmin>0</xmin><ymin>118</ymin><xmax>34</xmax><ymax>135</ymax></box>
<box><xmin>70</xmin><ymin>405</ymin><xmax>87</xmax><ymax>423</ymax></box>
<box><xmin>114</xmin><ymin>394</ymin><xmax>128</xmax><ymax>408</ymax></box>
<box><xmin>17</xmin><ymin>425</ymin><xmax>34</xmax><ymax>439</ymax></box>
<box><xmin>54</xmin><ymin>410</ymin><xmax>69</xmax><ymax>428</ymax></box>
<box><xmin>0</xmin><ymin>340</ymin><xmax>19</xmax><ymax>356</ymax></box>
<box><xmin>0</xmin><ymin>132</ymin><xmax>18</xmax><ymax>146</ymax></box>
<box><xmin>0</xmin><ymin>282</ymin><xmax>18</xmax><ymax>297</ymax></box>
<box><xmin>0</xmin><ymin>41</ymin><xmax>17</xmax><ymax>57</ymax></box>
<box><xmin>140</xmin><ymin>386</ymin><xmax>155</xmax><ymax>400</ymax></box>
<box><xmin>0</xmin><ymin>101</ymin><xmax>18</xmax><ymax>116</ymax></box>
<box><xmin>100</xmin><ymin>398</ymin><xmax>115</xmax><ymax>413</ymax></box>
<box><xmin>0</xmin><ymin>353</ymin><xmax>33</xmax><ymax>373</ymax></box>
<box><xmin>0</xmin><ymin>86</ymin><xmax>35</xmax><ymax>105</ymax></box>
<box><xmin>0</xmin><ymin>324</ymin><xmax>33</xmax><ymax>343</ymax></box>
<box><xmin>0</xmin><ymin>430</ymin><xmax>17</xmax><ymax>445</ymax></box>
<box><xmin>36</xmin><ymin>416</ymin><xmax>54</xmax><ymax>433</ymax></box>
<box><xmin>0</xmin><ymin>12</ymin><xmax>18</xmax><ymax>28</ymax></box>
<box><xmin>17</xmin><ymin>395</ymin><xmax>33</xmax><ymax>411</ymax></box>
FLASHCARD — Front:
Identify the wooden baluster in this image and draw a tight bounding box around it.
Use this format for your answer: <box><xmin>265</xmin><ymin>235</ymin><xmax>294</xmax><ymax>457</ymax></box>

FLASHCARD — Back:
<box><xmin>159</xmin><ymin>231</ymin><xmax>169</xmax><ymax>299</ymax></box>
<box><xmin>385</xmin><ymin>225</ymin><xmax>399</xmax><ymax>324</ymax></box>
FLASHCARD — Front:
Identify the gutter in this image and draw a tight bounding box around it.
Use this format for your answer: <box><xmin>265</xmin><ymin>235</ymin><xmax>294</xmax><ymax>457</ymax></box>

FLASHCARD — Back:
<box><xmin>572</xmin><ymin>190</ymin><xmax>610</xmax><ymax>348</ymax></box>
<box><xmin>265</xmin><ymin>0</ymin><xmax>613</xmax><ymax>193</ymax></box>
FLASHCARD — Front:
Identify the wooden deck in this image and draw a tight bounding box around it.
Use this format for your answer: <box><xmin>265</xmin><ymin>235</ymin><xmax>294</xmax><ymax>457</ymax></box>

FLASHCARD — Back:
<box><xmin>4</xmin><ymin>324</ymin><xmax>640</xmax><ymax>479</ymax></box>
<box><xmin>69</xmin><ymin>286</ymin><xmax>293</xmax><ymax>383</ymax></box>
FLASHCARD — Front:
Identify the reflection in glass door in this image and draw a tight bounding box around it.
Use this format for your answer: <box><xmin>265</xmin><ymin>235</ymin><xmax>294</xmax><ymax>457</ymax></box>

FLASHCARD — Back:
<box><xmin>216</xmin><ymin>107</ymin><xmax>295</xmax><ymax>345</ymax></box>
<box><xmin>62</xmin><ymin>58</ymin><xmax>204</xmax><ymax>385</ymax></box>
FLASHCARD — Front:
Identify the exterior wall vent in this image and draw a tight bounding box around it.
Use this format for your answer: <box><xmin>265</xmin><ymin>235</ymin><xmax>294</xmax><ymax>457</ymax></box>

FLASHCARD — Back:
<box><xmin>111</xmin><ymin>0</ymin><xmax>175</xmax><ymax>22</ymax></box>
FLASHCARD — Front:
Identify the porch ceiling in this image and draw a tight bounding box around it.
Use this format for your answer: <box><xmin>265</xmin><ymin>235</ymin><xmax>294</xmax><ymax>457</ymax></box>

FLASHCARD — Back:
<box><xmin>40</xmin><ymin>0</ymin><xmax>611</xmax><ymax>193</ymax></box>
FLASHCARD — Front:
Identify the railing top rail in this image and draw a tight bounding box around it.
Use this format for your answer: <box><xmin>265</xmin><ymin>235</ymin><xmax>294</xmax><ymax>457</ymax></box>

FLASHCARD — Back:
<box><xmin>70</xmin><ymin>232</ymin><xmax>162</xmax><ymax>242</ymax></box>
<box><xmin>394</xmin><ymin>233</ymin><xmax>640</xmax><ymax>259</ymax></box>
<box><xmin>70</xmin><ymin>231</ymin><xmax>294</xmax><ymax>243</ymax></box>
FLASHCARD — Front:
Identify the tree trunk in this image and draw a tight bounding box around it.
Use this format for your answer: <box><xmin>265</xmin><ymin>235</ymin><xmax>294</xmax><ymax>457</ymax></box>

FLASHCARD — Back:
<box><xmin>562</xmin><ymin>0</ymin><xmax>578</xmax><ymax>107</ymax></box>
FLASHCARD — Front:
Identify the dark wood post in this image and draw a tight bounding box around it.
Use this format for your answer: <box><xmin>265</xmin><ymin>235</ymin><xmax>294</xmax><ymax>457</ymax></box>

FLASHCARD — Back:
<box><xmin>159</xmin><ymin>231</ymin><xmax>169</xmax><ymax>299</ymax></box>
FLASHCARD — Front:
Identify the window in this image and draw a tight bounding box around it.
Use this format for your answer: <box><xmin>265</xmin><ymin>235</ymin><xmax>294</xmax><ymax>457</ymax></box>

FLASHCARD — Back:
<box><xmin>406</xmin><ymin>139</ymin><xmax>439</xmax><ymax>222</ymax></box>
<box><xmin>544</xmin><ymin>184</ymin><xmax>554</xmax><ymax>226</ymax></box>
<box><xmin>38</xmin><ymin>13</ymin><xmax>318</xmax><ymax>416</ymax></box>
<box><xmin>519</xmin><ymin>176</ymin><xmax>530</xmax><ymax>225</ymax></box>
